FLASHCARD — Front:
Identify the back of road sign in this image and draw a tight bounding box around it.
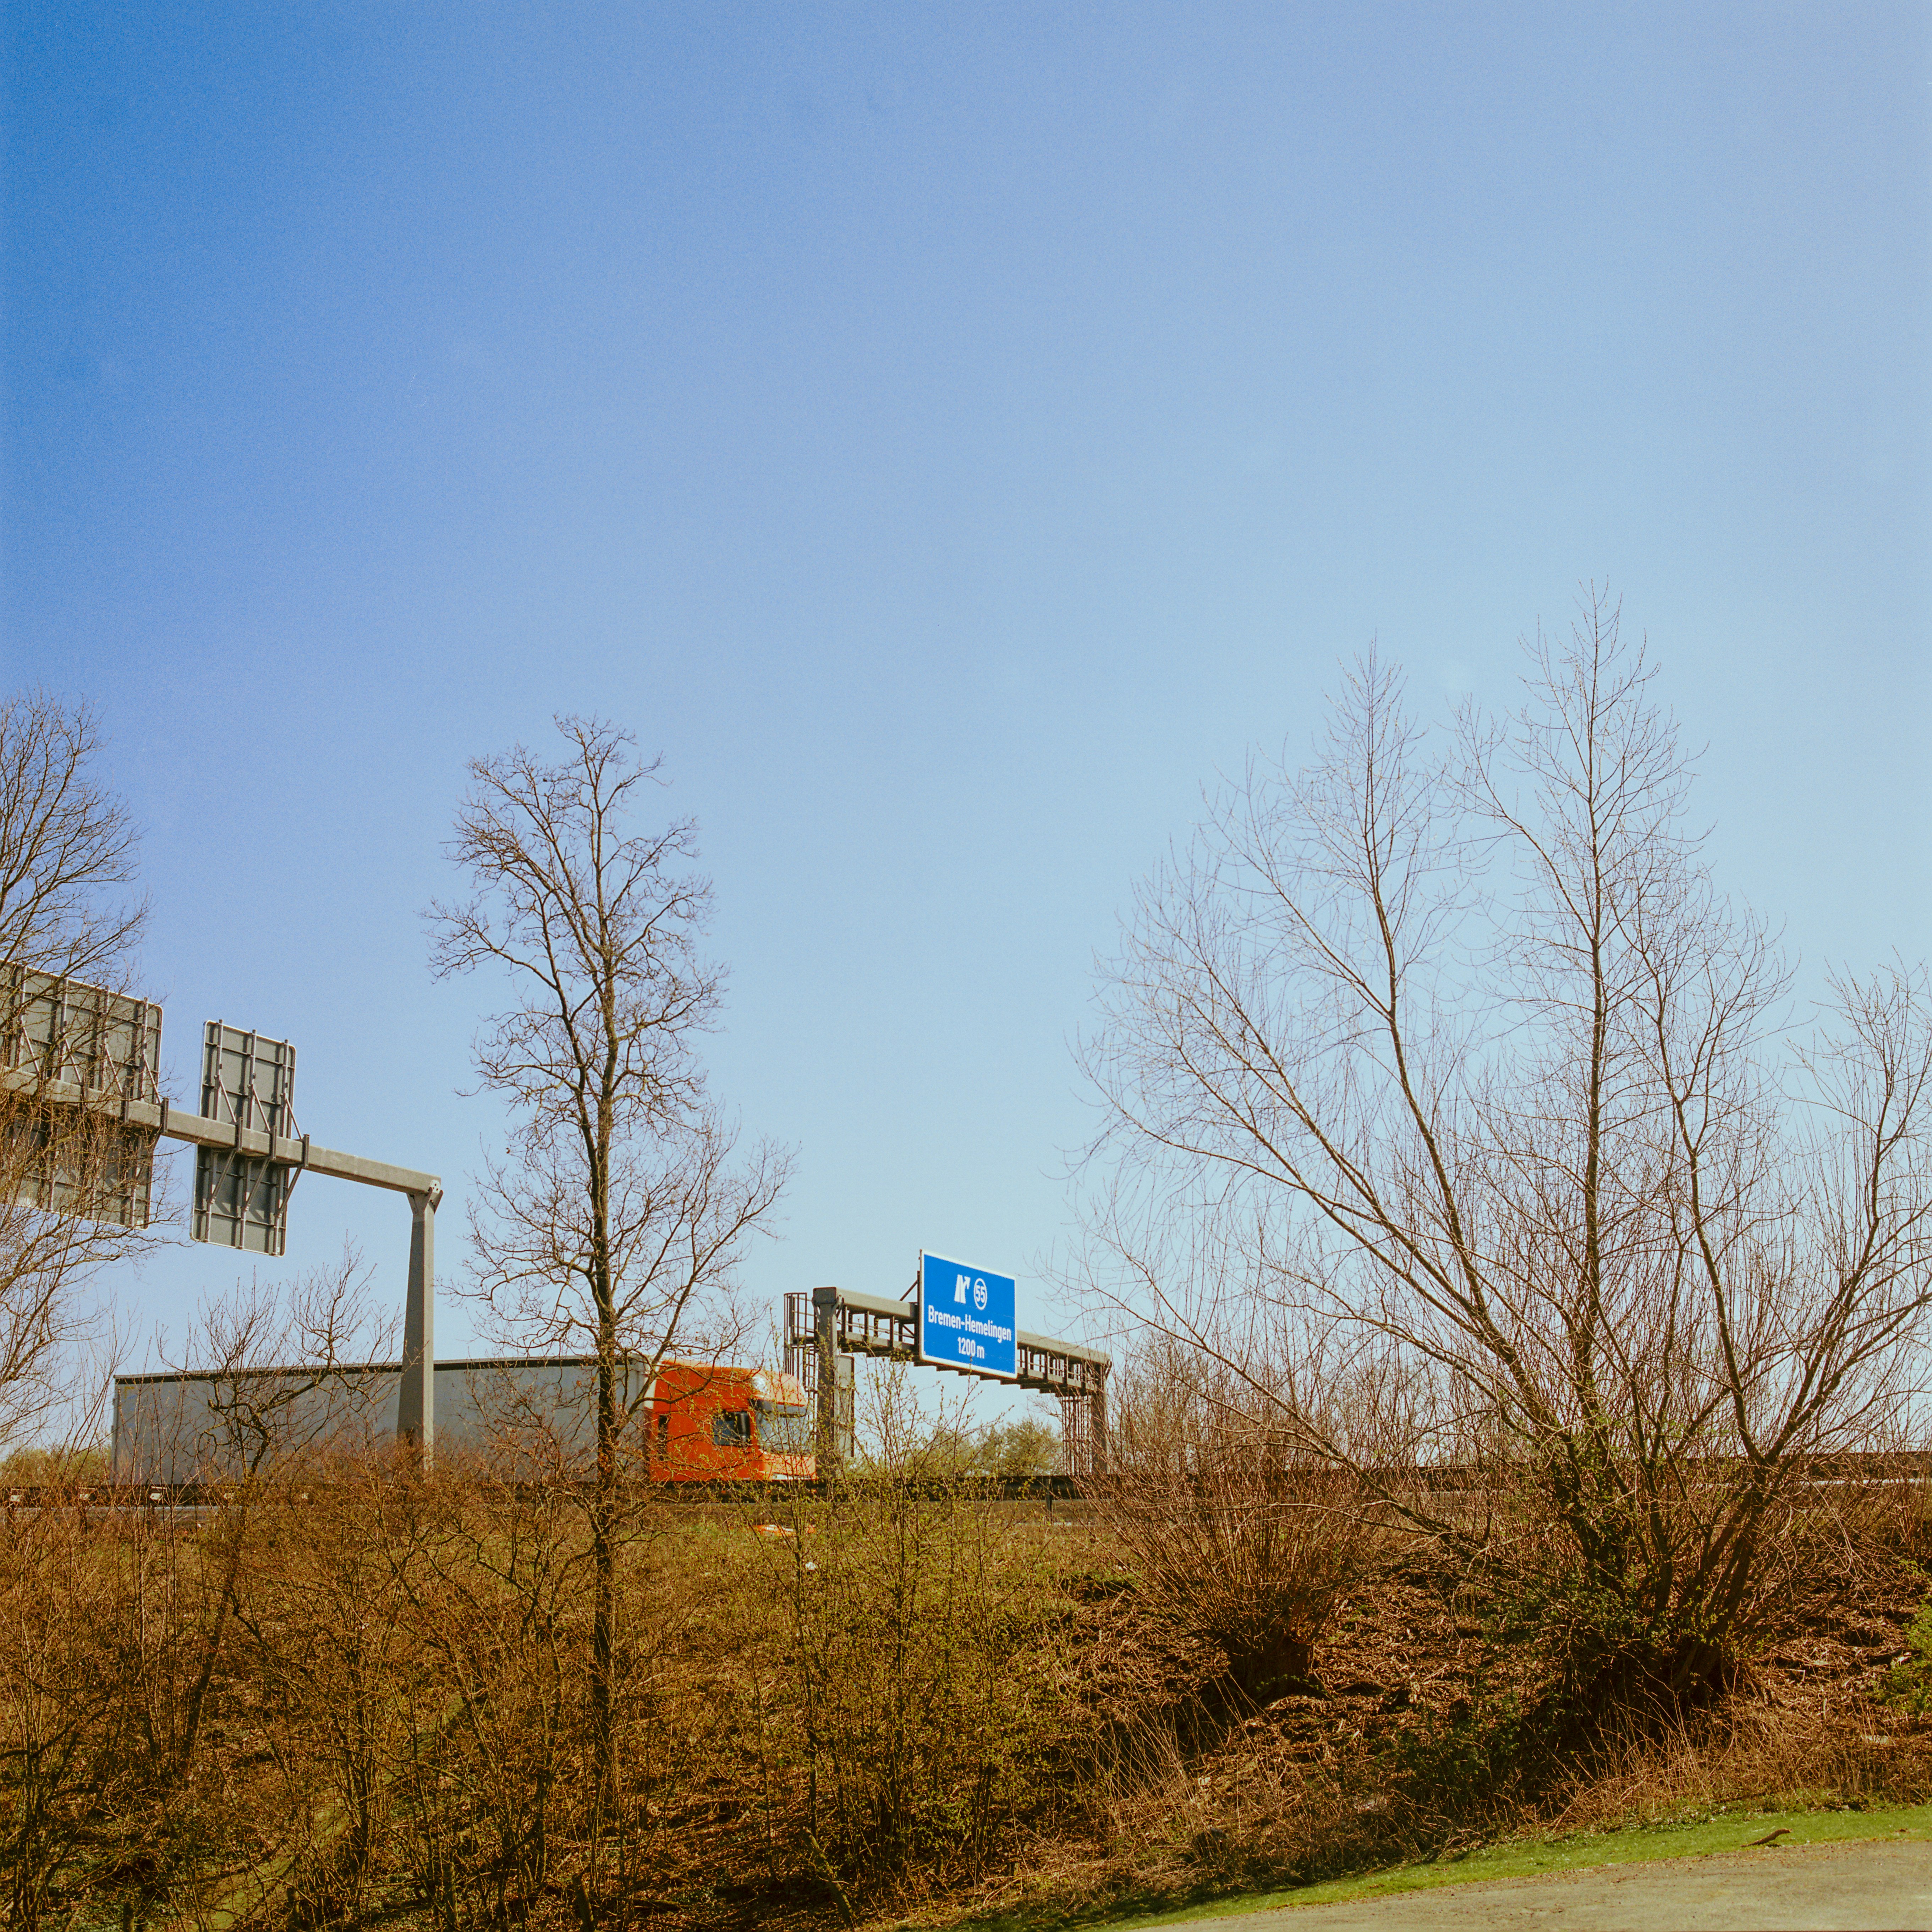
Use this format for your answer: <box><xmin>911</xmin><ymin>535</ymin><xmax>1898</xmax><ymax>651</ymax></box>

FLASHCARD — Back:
<box><xmin>0</xmin><ymin>965</ymin><xmax>160</xmax><ymax>1228</ymax></box>
<box><xmin>916</xmin><ymin>1252</ymin><xmax>1017</xmax><ymax>1380</ymax></box>
<box><xmin>192</xmin><ymin>1020</ymin><xmax>298</xmax><ymax>1253</ymax></box>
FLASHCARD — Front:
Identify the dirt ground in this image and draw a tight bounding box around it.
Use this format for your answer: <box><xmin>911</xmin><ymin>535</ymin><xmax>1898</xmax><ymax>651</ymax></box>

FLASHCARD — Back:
<box><xmin>1180</xmin><ymin>1548</ymin><xmax>1932</xmax><ymax>1811</ymax></box>
<box><xmin>970</xmin><ymin>1538</ymin><xmax>1932</xmax><ymax>1932</ymax></box>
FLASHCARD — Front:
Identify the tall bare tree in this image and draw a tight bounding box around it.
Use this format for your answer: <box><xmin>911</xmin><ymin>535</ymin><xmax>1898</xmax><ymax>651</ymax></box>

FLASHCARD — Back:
<box><xmin>429</xmin><ymin>715</ymin><xmax>791</xmax><ymax>1802</ymax></box>
<box><xmin>1081</xmin><ymin>591</ymin><xmax>1932</xmax><ymax>1712</ymax></box>
<box><xmin>0</xmin><ymin>691</ymin><xmax>154</xmax><ymax>1453</ymax></box>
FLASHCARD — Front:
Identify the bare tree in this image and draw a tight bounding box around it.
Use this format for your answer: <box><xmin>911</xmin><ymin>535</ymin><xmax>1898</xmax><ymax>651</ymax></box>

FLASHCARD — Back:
<box><xmin>1081</xmin><ymin>590</ymin><xmax>1932</xmax><ymax>1714</ymax></box>
<box><xmin>0</xmin><ymin>692</ymin><xmax>153</xmax><ymax>1451</ymax></box>
<box><xmin>0</xmin><ymin>691</ymin><xmax>145</xmax><ymax>983</ymax></box>
<box><xmin>429</xmin><ymin>715</ymin><xmax>791</xmax><ymax>1804</ymax></box>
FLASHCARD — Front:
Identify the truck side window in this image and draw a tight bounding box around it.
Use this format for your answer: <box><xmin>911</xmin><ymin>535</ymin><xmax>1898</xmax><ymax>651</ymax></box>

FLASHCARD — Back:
<box><xmin>712</xmin><ymin>1409</ymin><xmax>752</xmax><ymax>1448</ymax></box>
<box><xmin>655</xmin><ymin>1411</ymin><xmax>669</xmax><ymax>1459</ymax></box>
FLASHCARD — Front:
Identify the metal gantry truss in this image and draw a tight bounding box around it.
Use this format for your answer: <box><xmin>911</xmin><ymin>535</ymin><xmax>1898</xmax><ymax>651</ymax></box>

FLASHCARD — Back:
<box><xmin>783</xmin><ymin>1286</ymin><xmax>1109</xmax><ymax>1477</ymax></box>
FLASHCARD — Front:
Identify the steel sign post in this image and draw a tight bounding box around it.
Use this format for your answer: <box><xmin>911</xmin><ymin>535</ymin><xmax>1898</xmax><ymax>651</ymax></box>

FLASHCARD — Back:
<box><xmin>785</xmin><ymin>1285</ymin><xmax>1108</xmax><ymax>1475</ymax></box>
<box><xmin>916</xmin><ymin>1252</ymin><xmax>1018</xmax><ymax>1380</ymax></box>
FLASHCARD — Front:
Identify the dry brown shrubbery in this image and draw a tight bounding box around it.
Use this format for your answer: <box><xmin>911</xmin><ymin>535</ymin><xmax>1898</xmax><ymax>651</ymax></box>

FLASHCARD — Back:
<box><xmin>0</xmin><ymin>1370</ymin><xmax>1095</xmax><ymax>1931</ymax></box>
<box><xmin>7</xmin><ymin>1414</ymin><xmax>1932</xmax><ymax>1930</ymax></box>
<box><xmin>0</xmin><ymin>1459</ymin><xmax>750</xmax><ymax>1929</ymax></box>
<box><xmin>965</xmin><ymin>1468</ymin><xmax>1932</xmax><ymax>1932</ymax></box>
<box><xmin>7</xmin><ymin>1269</ymin><xmax>1932</xmax><ymax>1931</ymax></box>
<box><xmin>1090</xmin><ymin>1343</ymin><xmax>1388</xmax><ymax>1708</ymax></box>
<box><xmin>746</xmin><ymin>1370</ymin><xmax>1077</xmax><ymax>1909</ymax></box>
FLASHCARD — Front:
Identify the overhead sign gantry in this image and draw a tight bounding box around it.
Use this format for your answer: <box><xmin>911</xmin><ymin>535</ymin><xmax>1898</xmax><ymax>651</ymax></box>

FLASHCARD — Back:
<box><xmin>0</xmin><ymin>968</ymin><xmax>442</xmax><ymax>1459</ymax></box>
<box><xmin>784</xmin><ymin>1258</ymin><xmax>1109</xmax><ymax>1477</ymax></box>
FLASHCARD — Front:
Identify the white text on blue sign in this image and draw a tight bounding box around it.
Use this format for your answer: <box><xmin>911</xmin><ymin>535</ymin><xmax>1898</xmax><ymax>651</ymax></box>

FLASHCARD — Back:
<box><xmin>917</xmin><ymin>1253</ymin><xmax>1019</xmax><ymax>1379</ymax></box>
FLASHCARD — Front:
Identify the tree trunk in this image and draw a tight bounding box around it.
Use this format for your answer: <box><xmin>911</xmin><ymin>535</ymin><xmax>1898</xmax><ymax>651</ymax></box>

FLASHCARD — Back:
<box><xmin>593</xmin><ymin>1310</ymin><xmax>618</xmax><ymax>1811</ymax></box>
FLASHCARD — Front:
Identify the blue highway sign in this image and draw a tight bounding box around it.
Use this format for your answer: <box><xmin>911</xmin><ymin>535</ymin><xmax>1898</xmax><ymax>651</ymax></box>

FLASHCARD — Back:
<box><xmin>917</xmin><ymin>1252</ymin><xmax>1018</xmax><ymax>1380</ymax></box>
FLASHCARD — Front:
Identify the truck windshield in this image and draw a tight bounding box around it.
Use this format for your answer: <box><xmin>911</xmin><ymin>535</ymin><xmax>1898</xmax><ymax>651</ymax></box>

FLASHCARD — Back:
<box><xmin>753</xmin><ymin>1399</ymin><xmax>813</xmax><ymax>1455</ymax></box>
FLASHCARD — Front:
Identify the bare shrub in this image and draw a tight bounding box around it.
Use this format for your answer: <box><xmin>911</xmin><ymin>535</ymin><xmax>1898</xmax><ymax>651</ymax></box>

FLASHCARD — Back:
<box><xmin>143</xmin><ymin>1259</ymin><xmax>397</xmax><ymax>1793</ymax></box>
<box><xmin>1079</xmin><ymin>591</ymin><xmax>1932</xmax><ymax>1726</ymax></box>
<box><xmin>223</xmin><ymin>1462</ymin><xmax>429</xmax><ymax>1925</ymax></box>
<box><xmin>385</xmin><ymin>1471</ymin><xmax>584</xmax><ymax>1925</ymax></box>
<box><xmin>0</xmin><ymin>1495</ymin><xmax>131</xmax><ymax>1928</ymax></box>
<box><xmin>1096</xmin><ymin>1339</ymin><xmax>1387</xmax><ymax>1706</ymax></box>
<box><xmin>0</xmin><ymin>1481</ymin><xmax>264</xmax><ymax>1930</ymax></box>
<box><xmin>347</xmin><ymin>1456</ymin><xmax>729</xmax><ymax>1929</ymax></box>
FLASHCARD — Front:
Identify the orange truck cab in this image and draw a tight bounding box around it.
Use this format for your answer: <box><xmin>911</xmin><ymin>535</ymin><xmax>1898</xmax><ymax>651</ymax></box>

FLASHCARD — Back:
<box><xmin>649</xmin><ymin>1362</ymin><xmax>813</xmax><ymax>1481</ymax></box>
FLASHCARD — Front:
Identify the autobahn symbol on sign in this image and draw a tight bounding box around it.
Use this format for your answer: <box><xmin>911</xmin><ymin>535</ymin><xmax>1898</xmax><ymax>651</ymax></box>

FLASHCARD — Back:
<box><xmin>916</xmin><ymin>1251</ymin><xmax>1017</xmax><ymax>1380</ymax></box>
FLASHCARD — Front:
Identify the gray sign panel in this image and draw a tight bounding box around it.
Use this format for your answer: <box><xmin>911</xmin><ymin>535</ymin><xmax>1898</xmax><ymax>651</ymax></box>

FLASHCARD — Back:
<box><xmin>0</xmin><ymin>965</ymin><xmax>161</xmax><ymax>1099</ymax></box>
<box><xmin>0</xmin><ymin>965</ymin><xmax>161</xmax><ymax>1228</ymax></box>
<box><xmin>192</xmin><ymin>1021</ymin><xmax>299</xmax><ymax>1253</ymax></box>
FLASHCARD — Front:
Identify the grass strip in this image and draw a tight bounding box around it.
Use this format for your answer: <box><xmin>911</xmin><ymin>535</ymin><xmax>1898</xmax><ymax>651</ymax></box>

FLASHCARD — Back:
<box><xmin>1080</xmin><ymin>1800</ymin><xmax>1932</xmax><ymax>1926</ymax></box>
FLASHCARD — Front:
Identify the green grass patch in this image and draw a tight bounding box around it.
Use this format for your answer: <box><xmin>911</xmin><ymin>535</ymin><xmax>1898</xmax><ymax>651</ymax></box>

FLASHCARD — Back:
<box><xmin>911</xmin><ymin>1801</ymin><xmax>1932</xmax><ymax>1931</ymax></box>
<box><xmin>1074</xmin><ymin>1800</ymin><xmax>1932</xmax><ymax>1926</ymax></box>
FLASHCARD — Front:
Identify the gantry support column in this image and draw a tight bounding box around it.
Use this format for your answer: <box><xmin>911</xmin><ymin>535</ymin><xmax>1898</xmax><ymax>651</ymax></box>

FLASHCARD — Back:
<box><xmin>398</xmin><ymin>1187</ymin><xmax>439</xmax><ymax>1464</ymax></box>
<box><xmin>812</xmin><ymin>1285</ymin><xmax>840</xmax><ymax>1480</ymax></box>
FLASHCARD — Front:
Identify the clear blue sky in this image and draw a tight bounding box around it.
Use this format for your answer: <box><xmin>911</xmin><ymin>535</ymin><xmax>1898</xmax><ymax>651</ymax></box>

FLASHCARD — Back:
<box><xmin>4</xmin><ymin>4</ymin><xmax>1927</xmax><ymax>1420</ymax></box>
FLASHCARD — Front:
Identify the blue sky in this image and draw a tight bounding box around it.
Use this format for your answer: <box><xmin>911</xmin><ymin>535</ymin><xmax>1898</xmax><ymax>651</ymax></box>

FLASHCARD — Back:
<box><xmin>4</xmin><ymin>3</ymin><xmax>1927</xmax><ymax>1422</ymax></box>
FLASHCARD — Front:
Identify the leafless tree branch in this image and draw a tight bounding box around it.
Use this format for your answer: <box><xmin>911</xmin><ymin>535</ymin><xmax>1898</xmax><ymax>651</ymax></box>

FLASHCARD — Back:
<box><xmin>1078</xmin><ymin>588</ymin><xmax>1932</xmax><ymax>1710</ymax></box>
